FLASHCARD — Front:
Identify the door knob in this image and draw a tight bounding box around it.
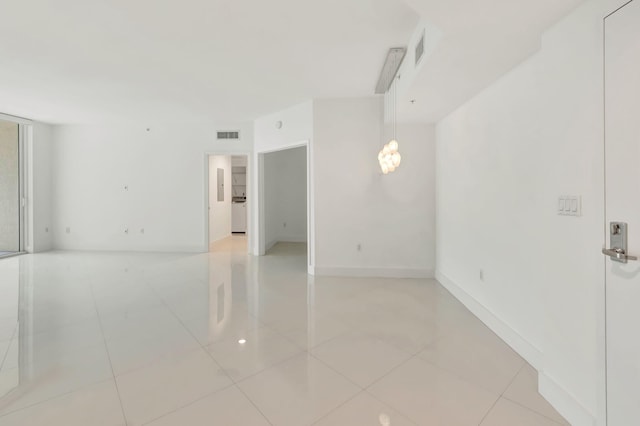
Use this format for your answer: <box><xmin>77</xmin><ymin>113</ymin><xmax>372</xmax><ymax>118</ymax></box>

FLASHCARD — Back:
<box><xmin>605</xmin><ymin>222</ymin><xmax>636</xmax><ymax>263</ymax></box>
<box><xmin>602</xmin><ymin>247</ymin><xmax>638</xmax><ymax>262</ymax></box>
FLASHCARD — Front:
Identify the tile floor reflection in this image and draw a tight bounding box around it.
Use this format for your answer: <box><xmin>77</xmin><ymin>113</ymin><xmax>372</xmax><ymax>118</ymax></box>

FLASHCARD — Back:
<box><xmin>0</xmin><ymin>237</ymin><xmax>568</xmax><ymax>425</ymax></box>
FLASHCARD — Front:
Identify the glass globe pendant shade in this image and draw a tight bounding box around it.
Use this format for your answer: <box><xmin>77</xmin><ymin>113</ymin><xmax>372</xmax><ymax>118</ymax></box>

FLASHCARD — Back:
<box><xmin>391</xmin><ymin>152</ymin><xmax>401</xmax><ymax>167</ymax></box>
<box><xmin>388</xmin><ymin>140</ymin><xmax>398</xmax><ymax>153</ymax></box>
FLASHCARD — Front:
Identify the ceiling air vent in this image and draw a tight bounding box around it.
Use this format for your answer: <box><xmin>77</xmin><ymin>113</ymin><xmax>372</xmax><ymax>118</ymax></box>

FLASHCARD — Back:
<box><xmin>217</xmin><ymin>131</ymin><xmax>240</xmax><ymax>140</ymax></box>
<box><xmin>415</xmin><ymin>31</ymin><xmax>425</xmax><ymax>66</ymax></box>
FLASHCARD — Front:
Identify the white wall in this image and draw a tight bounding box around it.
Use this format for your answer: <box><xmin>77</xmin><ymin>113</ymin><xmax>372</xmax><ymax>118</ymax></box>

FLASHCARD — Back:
<box><xmin>264</xmin><ymin>146</ymin><xmax>307</xmax><ymax>250</ymax></box>
<box><xmin>254</xmin><ymin>101</ymin><xmax>313</xmax><ymax>153</ymax></box>
<box><xmin>30</xmin><ymin>123</ymin><xmax>53</xmax><ymax>252</ymax></box>
<box><xmin>208</xmin><ymin>155</ymin><xmax>231</xmax><ymax>245</ymax></box>
<box><xmin>435</xmin><ymin>1</ymin><xmax>604</xmax><ymax>424</ymax></box>
<box><xmin>253</xmin><ymin>101</ymin><xmax>313</xmax><ymax>260</ymax></box>
<box><xmin>51</xmin><ymin>123</ymin><xmax>252</xmax><ymax>252</ymax></box>
<box><xmin>313</xmin><ymin>97</ymin><xmax>435</xmax><ymax>277</ymax></box>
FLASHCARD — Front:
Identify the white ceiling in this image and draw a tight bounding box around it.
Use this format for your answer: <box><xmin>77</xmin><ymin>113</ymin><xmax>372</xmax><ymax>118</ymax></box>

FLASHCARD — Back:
<box><xmin>0</xmin><ymin>0</ymin><xmax>584</xmax><ymax>125</ymax></box>
<box><xmin>398</xmin><ymin>0</ymin><xmax>585</xmax><ymax>122</ymax></box>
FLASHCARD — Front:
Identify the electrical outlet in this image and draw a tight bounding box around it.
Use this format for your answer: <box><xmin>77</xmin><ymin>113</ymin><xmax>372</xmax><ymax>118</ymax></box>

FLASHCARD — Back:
<box><xmin>140</xmin><ymin>228</ymin><xmax>145</xmax><ymax>234</ymax></box>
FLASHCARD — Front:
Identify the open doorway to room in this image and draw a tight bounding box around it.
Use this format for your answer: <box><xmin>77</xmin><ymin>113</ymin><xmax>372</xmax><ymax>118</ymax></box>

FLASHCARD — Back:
<box><xmin>207</xmin><ymin>154</ymin><xmax>249</xmax><ymax>253</ymax></box>
<box><xmin>261</xmin><ymin>145</ymin><xmax>307</xmax><ymax>262</ymax></box>
<box><xmin>0</xmin><ymin>118</ymin><xmax>23</xmax><ymax>258</ymax></box>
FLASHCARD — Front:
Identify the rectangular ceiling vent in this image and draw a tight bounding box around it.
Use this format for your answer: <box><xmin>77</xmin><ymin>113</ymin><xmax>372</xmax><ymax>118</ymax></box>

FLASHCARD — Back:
<box><xmin>216</xmin><ymin>131</ymin><xmax>240</xmax><ymax>140</ymax></box>
<box><xmin>415</xmin><ymin>31</ymin><xmax>425</xmax><ymax>66</ymax></box>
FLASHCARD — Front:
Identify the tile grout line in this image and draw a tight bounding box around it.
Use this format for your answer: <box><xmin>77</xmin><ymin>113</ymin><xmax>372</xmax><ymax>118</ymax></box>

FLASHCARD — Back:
<box><xmin>307</xmin><ymin>389</ymin><xmax>365</xmax><ymax>426</ymax></box>
<box><xmin>498</xmin><ymin>363</ymin><xmax>569</xmax><ymax>425</ymax></box>
<box><xmin>139</xmin><ymin>381</ymin><xmax>237</xmax><ymax>425</ymax></box>
<box><xmin>0</xmin><ymin>378</ymin><xmax>116</xmax><ymax>419</ymax></box>
<box><xmin>257</xmin><ymin>301</ymin><xmax>432</xmax><ymax>426</ymax></box>
<box><xmin>0</xmin><ymin>272</ymin><xmax>134</xmax><ymax>420</ymax></box>
<box><xmin>204</xmin><ymin>315</ymin><xmax>366</xmax><ymax>426</ymax></box>
<box><xmin>306</xmin><ymin>351</ymin><xmax>366</xmax><ymax>390</ymax></box>
<box><xmin>0</xmin><ymin>322</ymin><xmax>18</xmax><ymax>371</ymax></box>
<box><xmin>229</xmin><ymin>348</ymin><xmax>365</xmax><ymax>426</ymax></box>
<box><xmin>303</xmin><ymin>309</ymin><xmax>433</xmax><ymax>417</ymax></box>
<box><xmin>88</xmin><ymin>276</ymin><xmax>129</xmax><ymax>425</ymax></box>
<box><xmin>476</xmin><ymin>361</ymin><xmax>526</xmax><ymax>425</ymax></box>
<box><xmin>477</xmin><ymin>395</ymin><xmax>502</xmax><ymax>426</ymax></box>
<box><xmin>360</xmin><ymin>353</ymin><xmax>429</xmax><ymax>426</ymax></box>
<box><xmin>364</xmin><ymin>349</ymin><xmax>426</xmax><ymax>390</ymax></box>
<box><xmin>145</xmin><ymin>275</ymin><xmax>237</xmax><ymax>379</ymax></box>
<box><xmin>142</xmin><ymin>277</ymin><xmax>276</xmax><ymax>425</ymax></box>
<box><xmin>361</xmin><ymin>390</ymin><xmax>420</xmax><ymax>426</ymax></box>
<box><xmin>229</xmin><ymin>349</ymin><xmax>306</xmax><ymax>385</ymax></box>
<box><xmin>234</xmin><ymin>383</ymin><xmax>276</xmax><ymax>426</ymax></box>
<box><xmin>502</xmin><ymin>395</ymin><xmax>568</xmax><ymax>425</ymax></box>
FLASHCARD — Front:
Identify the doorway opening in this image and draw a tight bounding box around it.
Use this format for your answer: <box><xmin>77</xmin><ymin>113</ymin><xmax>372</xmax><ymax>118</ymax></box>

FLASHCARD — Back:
<box><xmin>0</xmin><ymin>118</ymin><xmax>24</xmax><ymax>259</ymax></box>
<box><xmin>207</xmin><ymin>154</ymin><xmax>250</xmax><ymax>253</ymax></box>
<box><xmin>260</xmin><ymin>145</ymin><xmax>308</xmax><ymax>264</ymax></box>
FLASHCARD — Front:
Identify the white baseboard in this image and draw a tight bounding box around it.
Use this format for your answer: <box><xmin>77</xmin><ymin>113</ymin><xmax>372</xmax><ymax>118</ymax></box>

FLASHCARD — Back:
<box><xmin>277</xmin><ymin>235</ymin><xmax>307</xmax><ymax>243</ymax></box>
<box><xmin>210</xmin><ymin>234</ymin><xmax>232</xmax><ymax>245</ymax></box>
<box><xmin>52</xmin><ymin>244</ymin><xmax>205</xmax><ymax>253</ymax></box>
<box><xmin>315</xmin><ymin>266</ymin><xmax>434</xmax><ymax>279</ymax></box>
<box><xmin>436</xmin><ymin>270</ymin><xmax>596</xmax><ymax>426</ymax></box>
<box><xmin>265</xmin><ymin>239</ymin><xmax>278</xmax><ymax>252</ymax></box>
<box><xmin>435</xmin><ymin>271</ymin><xmax>543</xmax><ymax>370</ymax></box>
<box><xmin>539</xmin><ymin>372</ymin><xmax>595</xmax><ymax>426</ymax></box>
<box><xmin>265</xmin><ymin>237</ymin><xmax>307</xmax><ymax>253</ymax></box>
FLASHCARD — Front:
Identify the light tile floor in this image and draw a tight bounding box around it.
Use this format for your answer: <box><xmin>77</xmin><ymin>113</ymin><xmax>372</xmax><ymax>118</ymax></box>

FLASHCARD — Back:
<box><xmin>0</xmin><ymin>237</ymin><xmax>568</xmax><ymax>425</ymax></box>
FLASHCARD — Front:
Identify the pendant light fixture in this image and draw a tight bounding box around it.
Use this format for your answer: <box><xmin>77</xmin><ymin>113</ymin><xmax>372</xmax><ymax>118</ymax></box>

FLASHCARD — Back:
<box><xmin>378</xmin><ymin>75</ymin><xmax>402</xmax><ymax>174</ymax></box>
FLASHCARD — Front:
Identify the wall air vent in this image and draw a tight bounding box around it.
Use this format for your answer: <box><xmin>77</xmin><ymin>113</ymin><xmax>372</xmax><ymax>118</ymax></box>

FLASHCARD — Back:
<box><xmin>217</xmin><ymin>131</ymin><xmax>240</xmax><ymax>140</ymax></box>
<box><xmin>415</xmin><ymin>31</ymin><xmax>425</xmax><ymax>66</ymax></box>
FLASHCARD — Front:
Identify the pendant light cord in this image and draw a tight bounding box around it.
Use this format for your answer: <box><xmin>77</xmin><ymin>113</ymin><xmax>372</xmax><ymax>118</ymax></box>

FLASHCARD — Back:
<box><xmin>393</xmin><ymin>76</ymin><xmax>397</xmax><ymax>140</ymax></box>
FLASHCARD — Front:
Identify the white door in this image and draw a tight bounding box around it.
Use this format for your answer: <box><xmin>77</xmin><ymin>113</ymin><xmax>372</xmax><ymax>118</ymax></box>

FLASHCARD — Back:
<box><xmin>604</xmin><ymin>1</ymin><xmax>640</xmax><ymax>424</ymax></box>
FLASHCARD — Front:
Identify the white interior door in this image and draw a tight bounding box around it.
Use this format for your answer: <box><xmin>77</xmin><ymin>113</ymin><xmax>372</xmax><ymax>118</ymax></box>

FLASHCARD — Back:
<box><xmin>604</xmin><ymin>1</ymin><xmax>640</xmax><ymax>424</ymax></box>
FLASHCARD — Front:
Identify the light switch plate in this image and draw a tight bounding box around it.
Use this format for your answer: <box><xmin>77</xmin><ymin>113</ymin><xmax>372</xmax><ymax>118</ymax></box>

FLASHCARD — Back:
<box><xmin>558</xmin><ymin>195</ymin><xmax>581</xmax><ymax>217</ymax></box>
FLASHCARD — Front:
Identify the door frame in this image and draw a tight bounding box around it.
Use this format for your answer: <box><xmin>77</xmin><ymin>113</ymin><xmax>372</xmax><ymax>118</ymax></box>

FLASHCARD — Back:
<box><xmin>255</xmin><ymin>140</ymin><xmax>315</xmax><ymax>275</ymax></box>
<box><xmin>203</xmin><ymin>151</ymin><xmax>252</xmax><ymax>253</ymax></box>
<box><xmin>601</xmin><ymin>2</ymin><xmax>637</xmax><ymax>424</ymax></box>
<box><xmin>0</xmin><ymin>112</ymin><xmax>31</xmax><ymax>255</ymax></box>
